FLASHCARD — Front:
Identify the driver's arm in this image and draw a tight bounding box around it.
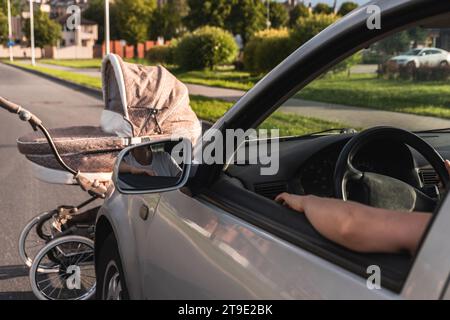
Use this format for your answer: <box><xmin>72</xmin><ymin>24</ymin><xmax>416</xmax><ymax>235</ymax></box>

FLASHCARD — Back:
<box><xmin>275</xmin><ymin>193</ymin><xmax>430</xmax><ymax>255</ymax></box>
<box><xmin>275</xmin><ymin>160</ymin><xmax>450</xmax><ymax>255</ymax></box>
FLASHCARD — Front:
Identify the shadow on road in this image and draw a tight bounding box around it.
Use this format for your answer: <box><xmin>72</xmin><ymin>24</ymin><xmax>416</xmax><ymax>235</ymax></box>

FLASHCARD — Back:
<box><xmin>0</xmin><ymin>265</ymin><xmax>28</xmax><ymax>280</ymax></box>
<box><xmin>0</xmin><ymin>291</ymin><xmax>35</xmax><ymax>300</ymax></box>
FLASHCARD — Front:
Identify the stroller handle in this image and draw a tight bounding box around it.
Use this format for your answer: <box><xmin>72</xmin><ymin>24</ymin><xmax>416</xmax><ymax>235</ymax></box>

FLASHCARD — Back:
<box><xmin>0</xmin><ymin>96</ymin><xmax>22</xmax><ymax>114</ymax></box>
<box><xmin>0</xmin><ymin>96</ymin><xmax>42</xmax><ymax>129</ymax></box>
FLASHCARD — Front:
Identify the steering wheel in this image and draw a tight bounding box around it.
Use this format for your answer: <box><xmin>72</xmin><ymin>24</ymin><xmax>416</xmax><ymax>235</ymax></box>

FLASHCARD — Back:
<box><xmin>334</xmin><ymin>127</ymin><xmax>450</xmax><ymax>212</ymax></box>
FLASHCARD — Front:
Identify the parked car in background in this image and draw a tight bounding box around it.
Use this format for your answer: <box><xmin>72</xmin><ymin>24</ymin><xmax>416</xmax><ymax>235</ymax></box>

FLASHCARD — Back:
<box><xmin>389</xmin><ymin>48</ymin><xmax>450</xmax><ymax>69</ymax></box>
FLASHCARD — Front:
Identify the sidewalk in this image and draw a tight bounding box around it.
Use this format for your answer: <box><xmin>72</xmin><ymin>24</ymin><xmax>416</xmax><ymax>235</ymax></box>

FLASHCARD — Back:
<box><xmin>18</xmin><ymin>61</ymin><xmax>450</xmax><ymax>130</ymax></box>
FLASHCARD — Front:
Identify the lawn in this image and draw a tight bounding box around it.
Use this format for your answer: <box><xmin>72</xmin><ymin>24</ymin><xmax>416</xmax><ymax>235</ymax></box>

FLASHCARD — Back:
<box><xmin>173</xmin><ymin>69</ymin><xmax>259</xmax><ymax>91</ymax></box>
<box><xmin>5</xmin><ymin>61</ymin><xmax>343</xmax><ymax>136</ymax></box>
<box><xmin>298</xmin><ymin>73</ymin><xmax>450</xmax><ymax>119</ymax></box>
<box><xmin>33</xmin><ymin>60</ymin><xmax>450</xmax><ymax>120</ymax></box>
<box><xmin>37</xmin><ymin>58</ymin><xmax>259</xmax><ymax>90</ymax></box>
<box><xmin>40</xmin><ymin>59</ymin><xmax>103</xmax><ymax>69</ymax></box>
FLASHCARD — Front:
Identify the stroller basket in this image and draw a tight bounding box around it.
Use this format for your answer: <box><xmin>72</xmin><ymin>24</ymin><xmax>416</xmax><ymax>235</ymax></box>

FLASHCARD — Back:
<box><xmin>14</xmin><ymin>54</ymin><xmax>202</xmax><ymax>185</ymax></box>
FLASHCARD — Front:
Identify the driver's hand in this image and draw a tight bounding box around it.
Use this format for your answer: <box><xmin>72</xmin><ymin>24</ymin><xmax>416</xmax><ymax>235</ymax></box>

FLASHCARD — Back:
<box><xmin>275</xmin><ymin>193</ymin><xmax>308</xmax><ymax>212</ymax></box>
<box><xmin>130</xmin><ymin>167</ymin><xmax>156</xmax><ymax>176</ymax></box>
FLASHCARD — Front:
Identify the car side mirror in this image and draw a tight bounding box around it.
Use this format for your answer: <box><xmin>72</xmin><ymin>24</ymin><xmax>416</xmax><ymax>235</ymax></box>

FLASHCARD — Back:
<box><xmin>113</xmin><ymin>138</ymin><xmax>192</xmax><ymax>194</ymax></box>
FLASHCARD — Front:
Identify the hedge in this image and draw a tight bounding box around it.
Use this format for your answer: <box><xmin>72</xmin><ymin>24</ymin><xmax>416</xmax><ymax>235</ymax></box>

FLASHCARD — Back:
<box><xmin>174</xmin><ymin>26</ymin><xmax>238</xmax><ymax>70</ymax></box>
<box><xmin>243</xmin><ymin>28</ymin><xmax>294</xmax><ymax>74</ymax></box>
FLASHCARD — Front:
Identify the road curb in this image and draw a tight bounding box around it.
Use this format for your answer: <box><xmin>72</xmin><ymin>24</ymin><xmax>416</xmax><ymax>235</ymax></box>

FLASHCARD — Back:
<box><xmin>1</xmin><ymin>61</ymin><xmax>103</xmax><ymax>100</ymax></box>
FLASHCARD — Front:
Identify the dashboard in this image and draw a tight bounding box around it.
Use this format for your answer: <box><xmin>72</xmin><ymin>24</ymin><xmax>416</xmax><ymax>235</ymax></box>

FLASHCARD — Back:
<box><xmin>225</xmin><ymin>133</ymin><xmax>449</xmax><ymax>200</ymax></box>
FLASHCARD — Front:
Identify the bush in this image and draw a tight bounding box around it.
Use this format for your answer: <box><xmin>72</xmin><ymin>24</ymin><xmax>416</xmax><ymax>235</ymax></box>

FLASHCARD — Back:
<box><xmin>380</xmin><ymin>62</ymin><xmax>450</xmax><ymax>81</ymax></box>
<box><xmin>145</xmin><ymin>44</ymin><xmax>175</xmax><ymax>65</ymax></box>
<box><xmin>244</xmin><ymin>28</ymin><xmax>294</xmax><ymax>74</ymax></box>
<box><xmin>415</xmin><ymin>65</ymin><xmax>450</xmax><ymax>81</ymax></box>
<box><xmin>174</xmin><ymin>26</ymin><xmax>238</xmax><ymax>70</ymax></box>
<box><xmin>290</xmin><ymin>14</ymin><xmax>338</xmax><ymax>46</ymax></box>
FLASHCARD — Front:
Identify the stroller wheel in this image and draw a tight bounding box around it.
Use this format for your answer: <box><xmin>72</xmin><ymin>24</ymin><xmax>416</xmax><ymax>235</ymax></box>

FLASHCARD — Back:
<box><xmin>29</xmin><ymin>236</ymin><xmax>96</xmax><ymax>300</ymax></box>
<box><xmin>19</xmin><ymin>211</ymin><xmax>55</xmax><ymax>268</ymax></box>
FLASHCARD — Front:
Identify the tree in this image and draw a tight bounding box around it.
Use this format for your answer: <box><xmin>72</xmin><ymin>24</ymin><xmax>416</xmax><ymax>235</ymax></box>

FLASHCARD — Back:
<box><xmin>225</xmin><ymin>0</ymin><xmax>266</xmax><ymax>43</ymax></box>
<box><xmin>408</xmin><ymin>27</ymin><xmax>427</xmax><ymax>48</ymax></box>
<box><xmin>83</xmin><ymin>0</ymin><xmax>118</xmax><ymax>44</ymax></box>
<box><xmin>0</xmin><ymin>0</ymin><xmax>20</xmax><ymax>44</ymax></box>
<box><xmin>313</xmin><ymin>3</ymin><xmax>333</xmax><ymax>15</ymax></box>
<box><xmin>184</xmin><ymin>0</ymin><xmax>233</xmax><ymax>31</ymax></box>
<box><xmin>289</xmin><ymin>3</ymin><xmax>310</xmax><ymax>27</ymax></box>
<box><xmin>114</xmin><ymin>0</ymin><xmax>156</xmax><ymax>47</ymax></box>
<box><xmin>0</xmin><ymin>0</ymin><xmax>20</xmax><ymax>16</ymax></box>
<box><xmin>290</xmin><ymin>13</ymin><xmax>337</xmax><ymax>46</ymax></box>
<box><xmin>0</xmin><ymin>10</ymin><xmax>7</xmax><ymax>45</ymax></box>
<box><xmin>149</xmin><ymin>0</ymin><xmax>189</xmax><ymax>40</ymax></box>
<box><xmin>337</xmin><ymin>2</ymin><xmax>358</xmax><ymax>16</ymax></box>
<box><xmin>269</xmin><ymin>2</ymin><xmax>288</xmax><ymax>29</ymax></box>
<box><xmin>375</xmin><ymin>31</ymin><xmax>411</xmax><ymax>55</ymax></box>
<box><xmin>23</xmin><ymin>10</ymin><xmax>61</xmax><ymax>48</ymax></box>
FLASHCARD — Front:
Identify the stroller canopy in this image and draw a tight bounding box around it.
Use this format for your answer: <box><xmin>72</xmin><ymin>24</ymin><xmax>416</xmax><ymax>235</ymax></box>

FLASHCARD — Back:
<box><xmin>101</xmin><ymin>54</ymin><xmax>201</xmax><ymax>143</ymax></box>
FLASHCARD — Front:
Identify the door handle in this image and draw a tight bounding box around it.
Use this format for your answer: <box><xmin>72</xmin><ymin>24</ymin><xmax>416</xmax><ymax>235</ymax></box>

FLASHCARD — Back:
<box><xmin>139</xmin><ymin>205</ymin><xmax>154</xmax><ymax>221</ymax></box>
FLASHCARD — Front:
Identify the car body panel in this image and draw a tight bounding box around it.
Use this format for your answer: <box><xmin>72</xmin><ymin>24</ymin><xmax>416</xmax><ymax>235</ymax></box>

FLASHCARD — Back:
<box><xmin>135</xmin><ymin>190</ymin><xmax>400</xmax><ymax>299</ymax></box>
<box><xmin>402</xmin><ymin>194</ymin><xmax>450</xmax><ymax>299</ymax></box>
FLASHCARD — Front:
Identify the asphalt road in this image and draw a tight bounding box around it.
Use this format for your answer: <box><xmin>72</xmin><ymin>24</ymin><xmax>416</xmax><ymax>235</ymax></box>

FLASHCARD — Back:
<box><xmin>0</xmin><ymin>63</ymin><xmax>104</xmax><ymax>299</ymax></box>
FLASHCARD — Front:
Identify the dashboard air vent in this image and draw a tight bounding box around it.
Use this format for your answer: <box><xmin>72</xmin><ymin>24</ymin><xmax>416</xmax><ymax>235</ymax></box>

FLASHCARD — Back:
<box><xmin>254</xmin><ymin>181</ymin><xmax>287</xmax><ymax>199</ymax></box>
<box><xmin>419</xmin><ymin>168</ymin><xmax>439</xmax><ymax>187</ymax></box>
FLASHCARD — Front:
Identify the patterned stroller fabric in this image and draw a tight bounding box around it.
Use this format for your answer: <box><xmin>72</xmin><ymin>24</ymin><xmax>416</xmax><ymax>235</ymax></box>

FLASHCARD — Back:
<box><xmin>17</xmin><ymin>54</ymin><xmax>202</xmax><ymax>184</ymax></box>
<box><xmin>101</xmin><ymin>54</ymin><xmax>201</xmax><ymax>141</ymax></box>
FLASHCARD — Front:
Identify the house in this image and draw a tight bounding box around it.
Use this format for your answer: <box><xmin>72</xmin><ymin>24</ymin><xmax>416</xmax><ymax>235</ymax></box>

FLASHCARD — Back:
<box><xmin>57</xmin><ymin>14</ymin><xmax>98</xmax><ymax>48</ymax></box>
<box><xmin>40</xmin><ymin>14</ymin><xmax>98</xmax><ymax>58</ymax></box>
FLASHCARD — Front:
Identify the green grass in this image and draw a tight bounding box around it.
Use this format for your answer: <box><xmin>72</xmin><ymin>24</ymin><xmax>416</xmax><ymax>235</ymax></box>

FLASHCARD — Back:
<box><xmin>174</xmin><ymin>69</ymin><xmax>260</xmax><ymax>91</ymax></box>
<box><xmin>6</xmin><ymin>61</ymin><xmax>345</xmax><ymax>136</ymax></box>
<box><xmin>29</xmin><ymin>60</ymin><xmax>450</xmax><ymax>120</ymax></box>
<box><xmin>39</xmin><ymin>59</ymin><xmax>103</xmax><ymax>69</ymax></box>
<box><xmin>37</xmin><ymin>58</ymin><xmax>259</xmax><ymax>90</ymax></box>
<box><xmin>298</xmin><ymin>73</ymin><xmax>450</xmax><ymax>119</ymax></box>
<box><xmin>189</xmin><ymin>95</ymin><xmax>346</xmax><ymax>136</ymax></box>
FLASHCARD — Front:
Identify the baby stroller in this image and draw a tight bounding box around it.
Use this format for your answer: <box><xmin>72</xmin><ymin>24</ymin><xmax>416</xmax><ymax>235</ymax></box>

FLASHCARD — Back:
<box><xmin>0</xmin><ymin>54</ymin><xmax>202</xmax><ymax>300</ymax></box>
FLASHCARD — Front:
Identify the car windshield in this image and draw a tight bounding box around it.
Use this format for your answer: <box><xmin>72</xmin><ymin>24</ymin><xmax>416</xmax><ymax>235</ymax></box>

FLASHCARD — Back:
<box><xmin>257</xmin><ymin>26</ymin><xmax>450</xmax><ymax>136</ymax></box>
<box><xmin>403</xmin><ymin>49</ymin><xmax>423</xmax><ymax>56</ymax></box>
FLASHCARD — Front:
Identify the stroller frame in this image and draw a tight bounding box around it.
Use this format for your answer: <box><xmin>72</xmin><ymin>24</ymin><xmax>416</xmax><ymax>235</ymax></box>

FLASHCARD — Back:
<box><xmin>1</xmin><ymin>96</ymin><xmax>101</xmax><ymax>300</ymax></box>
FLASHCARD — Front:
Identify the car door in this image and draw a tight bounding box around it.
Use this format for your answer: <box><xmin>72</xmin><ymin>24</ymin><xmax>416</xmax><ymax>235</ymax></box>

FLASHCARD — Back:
<box><xmin>420</xmin><ymin>50</ymin><xmax>434</xmax><ymax>66</ymax></box>
<box><xmin>140</xmin><ymin>189</ymin><xmax>399</xmax><ymax>299</ymax></box>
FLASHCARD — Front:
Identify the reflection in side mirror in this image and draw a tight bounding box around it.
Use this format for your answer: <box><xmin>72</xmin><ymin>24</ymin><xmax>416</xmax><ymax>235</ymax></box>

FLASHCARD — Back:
<box><xmin>113</xmin><ymin>138</ymin><xmax>192</xmax><ymax>194</ymax></box>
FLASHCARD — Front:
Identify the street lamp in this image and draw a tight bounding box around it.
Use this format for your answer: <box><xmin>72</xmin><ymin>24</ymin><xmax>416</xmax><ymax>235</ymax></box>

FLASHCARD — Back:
<box><xmin>29</xmin><ymin>0</ymin><xmax>36</xmax><ymax>66</ymax></box>
<box><xmin>266</xmin><ymin>0</ymin><xmax>271</xmax><ymax>29</ymax></box>
<box><xmin>7</xmin><ymin>0</ymin><xmax>13</xmax><ymax>62</ymax></box>
<box><xmin>105</xmin><ymin>0</ymin><xmax>110</xmax><ymax>55</ymax></box>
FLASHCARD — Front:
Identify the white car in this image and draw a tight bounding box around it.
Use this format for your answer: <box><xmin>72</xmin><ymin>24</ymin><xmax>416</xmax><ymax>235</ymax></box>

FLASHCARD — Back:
<box><xmin>389</xmin><ymin>47</ymin><xmax>450</xmax><ymax>69</ymax></box>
